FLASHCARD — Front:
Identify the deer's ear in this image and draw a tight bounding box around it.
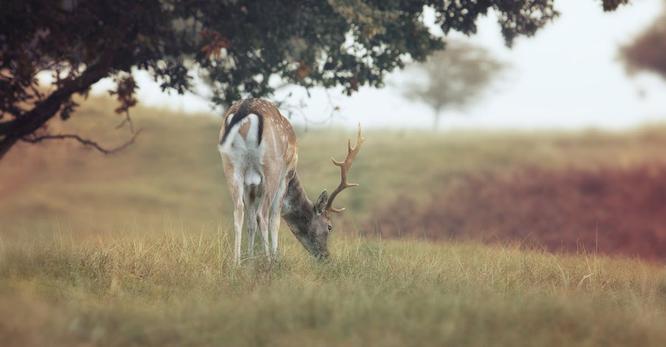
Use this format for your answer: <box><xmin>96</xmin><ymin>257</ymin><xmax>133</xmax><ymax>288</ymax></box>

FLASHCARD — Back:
<box><xmin>314</xmin><ymin>190</ymin><xmax>329</xmax><ymax>215</ymax></box>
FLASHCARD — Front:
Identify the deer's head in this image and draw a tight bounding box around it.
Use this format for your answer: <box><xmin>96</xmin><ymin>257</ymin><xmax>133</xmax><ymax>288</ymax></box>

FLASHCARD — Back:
<box><xmin>292</xmin><ymin>126</ymin><xmax>365</xmax><ymax>259</ymax></box>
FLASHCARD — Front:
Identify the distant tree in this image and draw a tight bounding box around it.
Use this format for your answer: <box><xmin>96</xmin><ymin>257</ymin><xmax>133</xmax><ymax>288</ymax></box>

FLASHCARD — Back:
<box><xmin>0</xmin><ymin>0</ymin><xmax>630</xmax><ymax>159</ymax></box>
<box><xmin>402</xmin><ymin>41</ymin><xmax>505</xmax><ymax>129</ymax></box>
<box><xmin>620</xmin><ymin>5</ymin><xmax>666</xmax><ymax>80</ymax></box>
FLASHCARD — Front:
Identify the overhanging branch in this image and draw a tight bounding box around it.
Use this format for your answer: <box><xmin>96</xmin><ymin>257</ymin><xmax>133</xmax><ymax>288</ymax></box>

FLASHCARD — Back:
<box><xmin>21</xmin><ymin>129</ymin><xmax>142</xmax><ymax>155</ymax></box>
<box><xmin>0</xmin><ymin>120</ymin><xmax>15</xmax><ymax>134</ymax></box>
<box><xmin>0</xmin><ymin>58</ymin><xmax>113</xmax><ymax>160</ymax></box>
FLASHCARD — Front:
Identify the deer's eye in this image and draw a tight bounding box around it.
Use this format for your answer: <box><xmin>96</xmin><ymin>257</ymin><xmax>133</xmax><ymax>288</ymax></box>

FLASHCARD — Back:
<box><xmin>327</xmin><ymin>225</ymin><xmax>333</xmax><ymax>231</ymax></box>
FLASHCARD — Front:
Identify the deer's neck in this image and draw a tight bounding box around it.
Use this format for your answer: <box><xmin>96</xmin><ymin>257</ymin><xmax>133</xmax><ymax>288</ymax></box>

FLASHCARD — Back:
<box><xmin>281</xmin><ymin>172</ymin><xmax>315</xmax><ymax>238</ymax></box>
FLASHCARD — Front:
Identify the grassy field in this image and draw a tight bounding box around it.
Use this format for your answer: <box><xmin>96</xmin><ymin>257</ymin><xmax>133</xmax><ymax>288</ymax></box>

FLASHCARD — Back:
<box><xmin>3</xmin><ymin>229</ymin><xmax>666</xmax><ymax>346</ymax></box>
<box><xmin>2</xmin><ymin>97</ymin><xmax>666</xmax><ymax>346</ymax></box>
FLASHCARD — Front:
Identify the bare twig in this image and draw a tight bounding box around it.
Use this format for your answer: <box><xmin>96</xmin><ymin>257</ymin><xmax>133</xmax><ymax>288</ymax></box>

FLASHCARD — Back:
<box><xmin>115</xmin><ymin>111</ymin><xmax>135</xmax><ymax>133</ymax></box>
<box><xmin>21</xmin><ymin>129</ymin><xmax>142</xmax><ymax>154</ymax></box>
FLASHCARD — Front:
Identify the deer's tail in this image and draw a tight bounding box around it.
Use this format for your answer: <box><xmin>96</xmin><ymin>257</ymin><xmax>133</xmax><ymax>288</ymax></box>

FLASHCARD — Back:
<box><xmin>219</xmin><ymin>99</ymin><xmax>264</xmax><ymax>149</ymax></box>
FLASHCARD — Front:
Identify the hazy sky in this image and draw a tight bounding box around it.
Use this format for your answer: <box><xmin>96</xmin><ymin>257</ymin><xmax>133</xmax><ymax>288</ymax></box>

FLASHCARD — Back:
<box><xmin>92</xmin><ymin>0</ymin><xmax>666</xmax><ymax>130</ymax></box>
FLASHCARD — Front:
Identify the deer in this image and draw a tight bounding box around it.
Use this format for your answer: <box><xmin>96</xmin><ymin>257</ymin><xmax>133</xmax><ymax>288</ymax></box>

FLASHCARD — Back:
<box><xmin>218</xmin><ymin>98</ymin><xmax>364</xmax><ymax>265</ymax></box>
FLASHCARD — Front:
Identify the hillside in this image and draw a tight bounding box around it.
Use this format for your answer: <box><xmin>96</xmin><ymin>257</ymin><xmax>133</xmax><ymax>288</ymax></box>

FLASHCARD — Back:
<box><xmin>2</xmin><ymin>97</ymin><xmax>666</xmax><ymax>346</ymax></box>
<box><xmin>3</xmin><ymin>96</ymin><xmax>666</xmax><ymax>258</ymax></box>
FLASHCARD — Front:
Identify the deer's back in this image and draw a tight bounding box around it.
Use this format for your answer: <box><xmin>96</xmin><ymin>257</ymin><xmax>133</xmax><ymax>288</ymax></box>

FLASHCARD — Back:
<box><xmin>219</xmin><ymin>99</ymin><xmax>298</xmax><ymax>182</ymax></box>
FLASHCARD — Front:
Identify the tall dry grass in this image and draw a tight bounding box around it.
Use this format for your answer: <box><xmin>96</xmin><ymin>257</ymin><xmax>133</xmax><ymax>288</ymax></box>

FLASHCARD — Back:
<box><xmin>2</xmin><ymin>226</ymin><xmax>666</xmax><ymax>346</ymax></box>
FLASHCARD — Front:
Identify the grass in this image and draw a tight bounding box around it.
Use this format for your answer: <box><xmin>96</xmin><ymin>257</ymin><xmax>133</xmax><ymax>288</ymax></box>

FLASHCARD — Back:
<box><xmin>2</xmin><ymin>228</ymin><xmax>666</xmax><ymax>346</ymax></box>
<box><xmin>2</xmin><ymin>96</ymin><xmax>666</xmax><ymax>346</ymax></box>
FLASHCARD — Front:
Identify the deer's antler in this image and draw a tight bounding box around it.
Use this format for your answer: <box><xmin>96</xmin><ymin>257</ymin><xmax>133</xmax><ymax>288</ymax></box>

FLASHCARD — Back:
<box><xmin>326</xmin><ymin>124</ymin><xmax>365</xmax><ymax>214</ymax></box>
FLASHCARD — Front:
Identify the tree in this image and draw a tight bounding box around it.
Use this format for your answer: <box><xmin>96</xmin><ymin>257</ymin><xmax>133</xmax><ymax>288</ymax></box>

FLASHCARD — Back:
<box><xmin>402</xmin><ymin>41</ymin><xmax>505</xmax><ymax>129</ymax></box>
<box><xmin>620</xmin><ymin>4</ymin><xmax>666</xmax><ymax>80</ymax></box>
<box><xmin>0</xmin><ymin>0</ymin><xmax>629</xmax><ymax>159</ymax></box>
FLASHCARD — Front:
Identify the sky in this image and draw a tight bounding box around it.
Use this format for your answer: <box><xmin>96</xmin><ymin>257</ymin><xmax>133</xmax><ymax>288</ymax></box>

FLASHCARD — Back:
<box><xmin>92</xmin><ymin>0</ymin><xmax>666</xmax><ymax>131</ymax></box>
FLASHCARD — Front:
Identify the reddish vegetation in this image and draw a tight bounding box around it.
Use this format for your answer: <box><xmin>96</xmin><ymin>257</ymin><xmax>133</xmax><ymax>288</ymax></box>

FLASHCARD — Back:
<box><xmin>370</xmin><ymin>165</ymin><xmax>666</xmax><ymax>261</ymax></box>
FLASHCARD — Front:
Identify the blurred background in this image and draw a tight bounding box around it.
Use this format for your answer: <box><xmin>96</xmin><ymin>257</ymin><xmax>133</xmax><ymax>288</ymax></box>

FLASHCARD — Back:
<box><xmin>3</xmin><ymin>0</ymin><xmax>666</xmax><ymax>261</ymax></box>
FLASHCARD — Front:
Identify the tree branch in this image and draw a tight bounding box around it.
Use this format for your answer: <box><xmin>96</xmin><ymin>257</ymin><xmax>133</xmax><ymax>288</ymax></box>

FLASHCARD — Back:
<box><xmin>21</xmin><ymin>129</ymin><xmax>142</xmax><ymax>155</ymax></box>
<box><xmin>0</xmin><ymin>60</ymin><xmax>112</xmax><ymax>159</ymax></box>
<box><xmin>0</xmin><ymin>120</ymin><xmax>15</xmax><ymax>134</ymax></box>
<box><xmin>3</xmin><ymin>105</ymin><xmax>24</xmax><ymax>119</ymax></box>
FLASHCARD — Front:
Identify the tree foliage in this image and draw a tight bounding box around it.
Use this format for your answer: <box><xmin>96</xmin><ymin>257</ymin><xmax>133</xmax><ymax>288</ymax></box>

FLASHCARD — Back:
<box><xmin>402</xmin><ymin>41</ymin><xmax>505</xmax><ymax>128</ymax></box>
<box><xmin>0</xmin><ymin>0</ymin><xmax>629</xmax><ymax>158</ymax></box>
<box><xmin>620</xmin><ymin>3</ymin><xmax>666</xmax><ymax>80</ymax></box>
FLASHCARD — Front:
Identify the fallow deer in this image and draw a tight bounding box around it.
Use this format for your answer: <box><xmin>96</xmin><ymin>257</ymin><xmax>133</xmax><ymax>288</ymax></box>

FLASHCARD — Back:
<box><xmin>218</xmin><ymin>98</ymin><xmax>364</xmax><ymax>264</ymax></box>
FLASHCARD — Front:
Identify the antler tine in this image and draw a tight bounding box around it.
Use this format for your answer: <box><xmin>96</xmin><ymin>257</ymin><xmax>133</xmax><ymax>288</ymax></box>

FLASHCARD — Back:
<box><xmin>326</xmin><ymin>124</ymin><xmax>365</xmax><ymax>214</ymax></box>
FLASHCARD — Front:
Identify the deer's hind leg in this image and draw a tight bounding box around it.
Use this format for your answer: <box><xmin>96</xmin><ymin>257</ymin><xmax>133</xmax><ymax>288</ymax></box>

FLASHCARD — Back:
<box><xmin>257</xmin><ymin>167</ymin><xmax>282</xmax><ymax>259</ymax></box>
<box><xmin>268</xmin><ymin>179</ymin><xmax>287</xmax><ymax>258</ymax></box>
<box><xmin>222</xmin><ymin>158</ymin><xmax>246</xmax><ymax>266</ymax></box>
<box><xmin>243</xmin><ymin>200</ymin><xmax>257</xmax><ymax>258</ymax></box>
<box><xmin>243</xmin><ymin>181</ymin><xmax>262</xmax><ymax>258</ymax></box>
<box><xmin>228</xmin><ymin>179</ymin><xmax>244</xmax><ymax>266</ymax></box>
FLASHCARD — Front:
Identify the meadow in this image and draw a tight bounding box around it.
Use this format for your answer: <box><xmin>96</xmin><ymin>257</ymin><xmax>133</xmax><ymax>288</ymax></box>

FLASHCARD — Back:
<box><xmin>2</xmin><ymin>97</ymin><xmax>666</xmax><ymax>346</ymax></box>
